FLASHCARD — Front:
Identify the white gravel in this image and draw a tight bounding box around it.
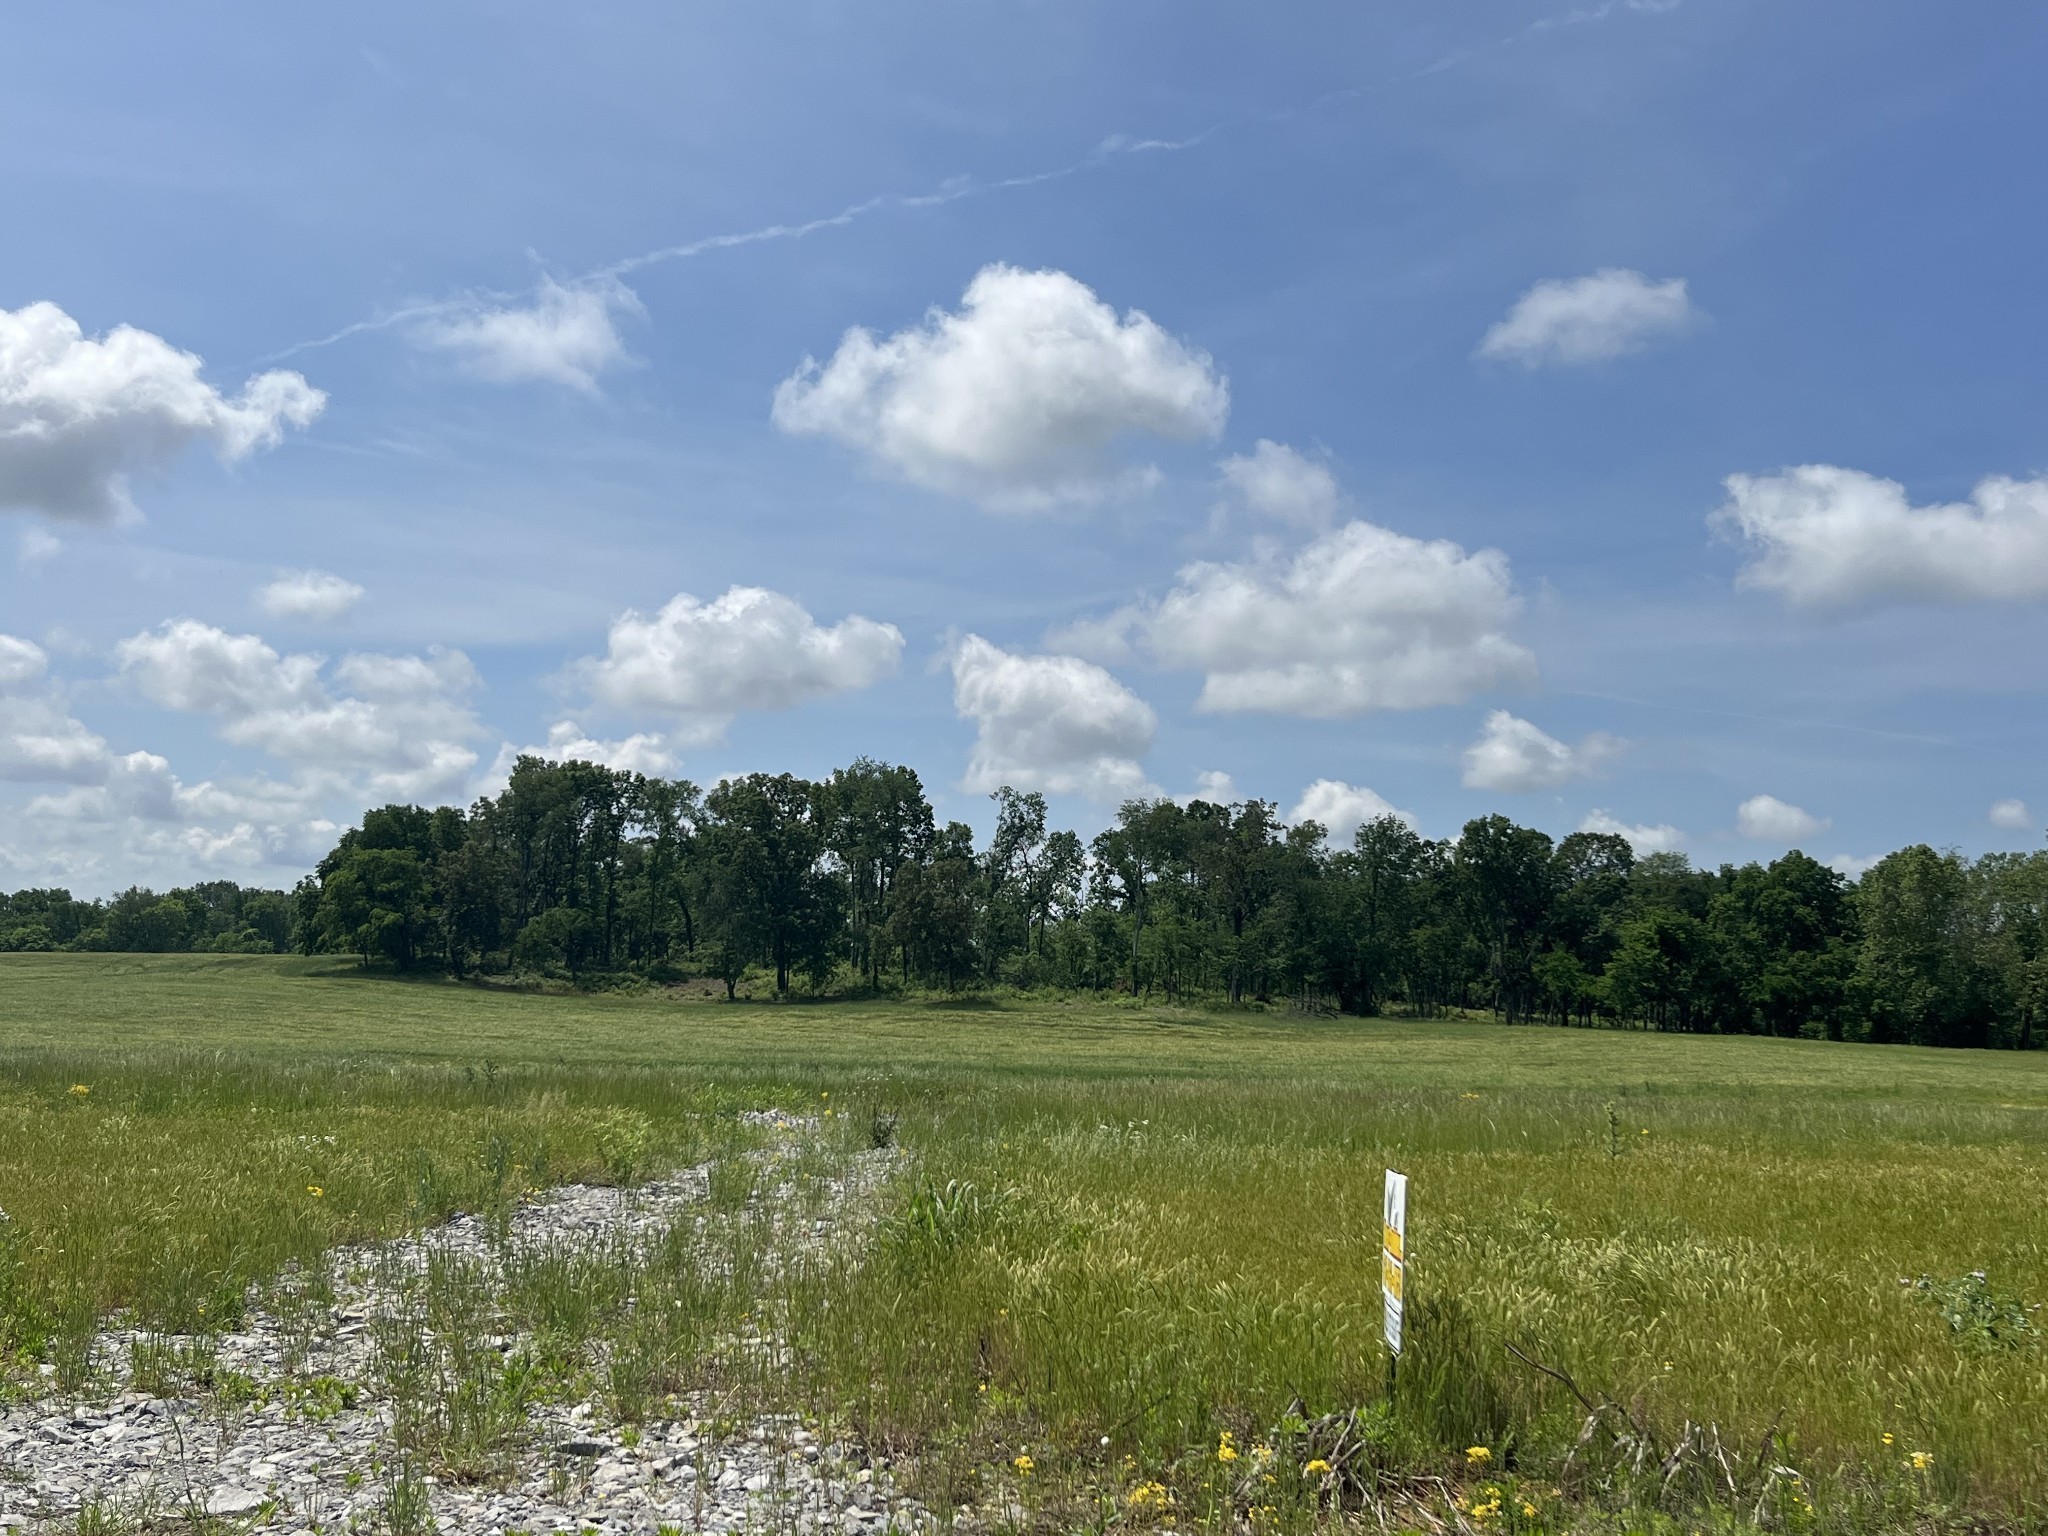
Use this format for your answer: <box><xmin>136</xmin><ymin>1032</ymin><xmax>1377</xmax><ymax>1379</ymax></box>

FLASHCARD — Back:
<box><xmin>0</xmin><ymin>1115</ymin><xmax>925</xmax><ymax>1535</ymax></box>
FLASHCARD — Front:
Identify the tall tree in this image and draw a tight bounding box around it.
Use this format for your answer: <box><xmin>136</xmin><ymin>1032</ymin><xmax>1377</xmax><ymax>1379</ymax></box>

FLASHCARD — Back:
<box><xmin>1453</xmin><ymin>815</ymin><xmax>1558</xmax><ymax>1022</ymax></box>
<box><xmin>821</xmin><ymin>759</ymin><xmax>933</xmax><ymax>988</ymax></box>
<box><xmin>699</xmin><ymin>773</ymin><xmax>839</xmax><ymax>995</ymax></box>
<box><xmin>1855</xmin><ymin>845</ymin><xmax>1981</xmax><ymax>1045</ymax></box>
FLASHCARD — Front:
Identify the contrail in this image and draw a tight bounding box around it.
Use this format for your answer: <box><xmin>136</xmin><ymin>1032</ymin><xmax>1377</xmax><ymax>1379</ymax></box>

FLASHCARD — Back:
<box><xmin>601</xmin><ymin>131</ymin><xmax>1213</xmax><ymax>281</ymax></box>
<box><xmin>265</xmin><ymin>299</ymin><xmax>487</xmax><ymax>362</ymax></box>
<box><xmin>263</xmin><ymin>132</ymin><xmax>1214</xmax><ymax>363</ymax></box>
<box><xmin>260</xmin><ymin>0</ymin><xmax>1672</xmax><ymax>366</ymax></box>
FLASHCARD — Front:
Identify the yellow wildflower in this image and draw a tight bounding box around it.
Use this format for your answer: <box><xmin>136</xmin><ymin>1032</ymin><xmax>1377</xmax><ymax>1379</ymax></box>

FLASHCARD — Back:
<box><xmin>1520</xmin><ymin>1503</ymin><xmax>1537</xmax><ymax>1519</ymax></box>
<box><xmin>1303</xmin><ymin>1458</ymin><xmax>1332</xmax><ymax>1475</ymax></box>
<box><xmin>1127</xmin><ymin>1481</ymin><xmax>1171</xmax><ymax>1511</ymax></box>
<box><xmin>68</xmin><ymin>1084</ymin><xmax>89</xmax><ymax>1099</ymax></box>
<box><xmin>1465</xmin><ymin>1445</ymin><xmax>1491</xmax><ymax>1465</ymax></box>
<box><xmin>1217</xmin><ymin>1431</ymin><xmax>1239</xmax><ymax>1464</ymax></box>
<box><xmin>307</xmin><ymin>1185</ymin><xmax>325</xmax><ymax>1198</ymax></box>
<box><xmin>1881</xmin><ymin>1432</ymin><xmax>1894</xmax><ymax>1446</ymax></box>
<box><xmin>1251</xmin><ymin>1444</ymin><xmax>1275</xmax><ymax>1465</ymax></box>
<box><xmin>1909</xmin><ymin>1451</ymin><xmax>1933</xmax><ymax>1471</ymax></box>
<box><xmin>1013</xmin><ymin>1454</ymin><xmax>1034</xmax><ymax>1476</ymax></box>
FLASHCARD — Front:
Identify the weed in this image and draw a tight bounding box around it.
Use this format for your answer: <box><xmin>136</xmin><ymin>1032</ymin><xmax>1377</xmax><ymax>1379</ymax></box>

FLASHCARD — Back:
<box><xmin>376</xmin><ymin>1252</ymin><xmax>541</xmax><ymax>1481</ymax></box>
<box><xmin>381</xmin><ymin>1454</ymin><xmax>434</xmax><ymax>1536</ymax></box>
<box><xmin>1904</xmin><ymin>1270</ymin><xmax>2040</xmax><ymax>1351</ymax></box>
<box><xmin>65</xmin><ymin>1491</ymin><xmax>155</xmax><ymax>1536</ymax></box>
<box><xmin>283</xmin><ymin>1373</ymin><xmax>359</xmax><ymax>1421</ymax></box>
<box><xmin>128</xmin><ymin>1331</ymin><xmax>220</xmax><ymax>1396</ymax></box>
<box><xmin>707</xmin><ymin>1155</ymin><xmax>758</xmax><ymax>1213</ymax></box>
<box><xmin>593</xmin><ymin>1108</ymin><xmax>653</xmax><ymax>1186</ymax></box>
<box><xmin>881</xmin><ymin>1178</ymin><xmax>1008</xmax><ymax>1272</ymax></box>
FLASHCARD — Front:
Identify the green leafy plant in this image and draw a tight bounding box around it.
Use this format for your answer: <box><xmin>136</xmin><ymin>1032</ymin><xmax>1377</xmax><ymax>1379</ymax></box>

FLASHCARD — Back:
<box><xmin>1905</xmin><ymin>1270</ymin><xmax>2039</xmax><ymax>1351</ymax></box>
<box><xmin>593</xmin><ymin>1108</ymin><xmax>654</xmax><ymax>1186</ymax></box>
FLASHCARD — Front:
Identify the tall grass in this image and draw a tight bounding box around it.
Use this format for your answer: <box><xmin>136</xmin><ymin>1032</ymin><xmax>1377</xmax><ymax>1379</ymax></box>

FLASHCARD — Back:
<box><xmin>765</xmin><ymin>1081</ymin><xmax>2046</xmax><ymax>1528</ymax></box>
<box><xmin>0</xmin><ymin>1051</ymin><xmax>765</xmax><ymax>1360</ymax></box>
<box><xmin>0</xmin><ymin>956</ymin><xmax>2041</xmax><ymax>1530</ymax></box>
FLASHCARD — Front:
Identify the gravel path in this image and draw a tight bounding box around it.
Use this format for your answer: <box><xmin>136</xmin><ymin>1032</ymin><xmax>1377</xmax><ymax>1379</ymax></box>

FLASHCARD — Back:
<box><xmin>0</xmin><ymin>1115</ymin><xmax>926</xmax><ymax>1535</ymax></box>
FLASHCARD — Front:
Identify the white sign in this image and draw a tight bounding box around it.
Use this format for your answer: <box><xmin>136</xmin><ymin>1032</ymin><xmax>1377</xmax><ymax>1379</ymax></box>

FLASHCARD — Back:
<box><xmin>1382</xmin><ymin>1168</ymin><xmax>1407</xmax><ymax>1355</ymax></box>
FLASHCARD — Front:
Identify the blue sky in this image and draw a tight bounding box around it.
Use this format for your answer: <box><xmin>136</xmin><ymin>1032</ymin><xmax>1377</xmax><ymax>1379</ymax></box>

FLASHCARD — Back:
<box><xmin>3</xmin><ymin>0</ymin><xmax>2046</xmax><ymax>892</ymax></box>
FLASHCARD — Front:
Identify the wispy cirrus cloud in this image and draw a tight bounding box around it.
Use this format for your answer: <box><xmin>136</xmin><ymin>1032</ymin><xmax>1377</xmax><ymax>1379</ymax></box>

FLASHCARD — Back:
<box><xmin>413</xmin><ymin>277</ymin><xmax>643</xmax><ymax>392</ymax></box>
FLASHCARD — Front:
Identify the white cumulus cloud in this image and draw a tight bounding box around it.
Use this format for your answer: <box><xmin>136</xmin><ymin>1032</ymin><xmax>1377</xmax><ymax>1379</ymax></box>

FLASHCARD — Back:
<box><xmin>772</xmin><ymin>263</ymin><xmax>1228</xmax><ymax>509</ymax></box>
<box><xmin>1578</xmin><ymin>808</ymin><xmax>1684</xmax><ymax>855</ymax></box>
<box><xmin>0</xmin><ymin>632</ymin><xmax>349</xmax><ymax>884</ymax></box>
<box><xmin>577</xmin><ymin>586</ymin><xmax>902</xmax><ymax>744</ymax></box>
<box><xmin>0</xmin><ymin>706</ymin><xmax>109</xmax><ymax>786</ymax></box>
<box><xmin>415</xmin><ymin>277</ymin><xmax>641</xmax><ymax>392</ymax></box>
<box><xmin>1290</xmin><ymin>779</ymin><xmax>1416</xmax><ymax>846</ymax></box>
<box><xmin>258</xmin><ymin>569</ymin><xmax>365</xmax><ymax>623</ymax></box>
<box><xmin>0</xmin><ymin>634</ymin><xmax>109</xmax><ymax>786</ymax></box>
<box><xmin>951</xmin><ymin>635</ymin><xmax>1156</xmax><ymax>801</ymax></box>
<box><xmin>1736</xmin><ymin>794</ymin><xmax>1828</xmax><ymax>842</ymax></box>
<box><xmin>1989</xmin><ymin>798</ymin><xmax>2032</xmax><ymax>831</ymax></box>
<box><xmin>1461</xmin><ymin>711</ymin><xmax>1623</xmax><ymax>792</ymax></box>
<box><xmin>0</xmin><ymin>301</ymin><xmax>324</xmax><ymax>522</ymax></box>
<box><xmin>1131</xmin><ymin>520</ymin><xmax>1535</xmax><ymax>716</ymax></box>
<box><xmin>1218</xmin><ymin>440</ymin><xmax>1341</xmax><ymax>530</ymax></box>
<box><xmin>1181</xmin><ymin>769</ymin><xmax>1239</xmax><ymax>807</ymax></box>
<box><xmin>1478</xmin><ymin>268</ymin><xmax>1696</xmax><ymax>368</ymax></box>
<box><xmin>25</xmin><ymin>750</ymin><xmax>337</xmax><ymax>877</ymax></box>
<box><xmin>1715</xmin><ymin>465</ymin><xmax>2048</xmax><ymax>608</ymax></box>
<box><xmin>117</xmin><ymin>620</ymin><xmax>322</xmax><ymax>716</ymax></box>
<box><xmin>0</xmin><ymin>635</ymin><xmax>46</xmax><ymax>692</ymax></box>
<box><xmin>116</xmin><ymin>620</ymin><xmax>485</xmax><ymax>802</ymax></box>
<box><xmin>529</xmin><ymin>721</ymin><xmax>676</xmax><ymax>777</ymax></box>
<box><xmin>1828</xmin><ymin>853</ymin><xmax>1882</xmax><ymax>879</ymax></box>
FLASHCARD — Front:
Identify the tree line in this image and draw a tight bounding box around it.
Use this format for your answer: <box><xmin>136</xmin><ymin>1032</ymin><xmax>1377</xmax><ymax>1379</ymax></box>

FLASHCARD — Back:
<box><xmin>0</xmin><ymin>881</ymin><xmax>291</xmax><ymax>955</ymax></box>
<box><xmin>5</xmin><ymin>753</ymin><xmax>2043</xmax><ymax>1048</ymax></box>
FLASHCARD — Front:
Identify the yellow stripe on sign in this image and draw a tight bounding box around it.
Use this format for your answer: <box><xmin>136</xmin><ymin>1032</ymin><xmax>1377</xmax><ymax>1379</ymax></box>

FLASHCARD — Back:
<box><xmin>1383</xmin><ymin>1223</ymin><xmax>1403</xmax><ymax>1261</ymax></box>
<box><xmin>1381</xmin><ymin>1251</ymin><xmax>1403</xmax><ymax>1302</ymax></box>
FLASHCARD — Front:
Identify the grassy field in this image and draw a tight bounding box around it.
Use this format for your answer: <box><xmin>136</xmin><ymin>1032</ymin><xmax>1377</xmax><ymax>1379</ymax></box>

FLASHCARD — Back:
<box><xmin>0</xmin><ymin>953</ymin><xmax>2043</xmax><ymax>1532</ymax></box>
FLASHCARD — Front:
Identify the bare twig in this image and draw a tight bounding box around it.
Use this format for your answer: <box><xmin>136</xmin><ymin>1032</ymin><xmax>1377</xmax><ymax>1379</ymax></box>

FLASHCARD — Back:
<box><xmin>1503</xmin><ymin>1341</ymin><xmax>1600</xmax><ymax>1415</ymax></box>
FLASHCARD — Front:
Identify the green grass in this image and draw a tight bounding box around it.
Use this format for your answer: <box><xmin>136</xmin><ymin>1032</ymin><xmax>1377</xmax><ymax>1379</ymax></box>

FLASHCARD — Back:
<box><xmin>0</xmin><ymin>953</ymin><xmax>2044</xmax><ymax>1532</ymax></box>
